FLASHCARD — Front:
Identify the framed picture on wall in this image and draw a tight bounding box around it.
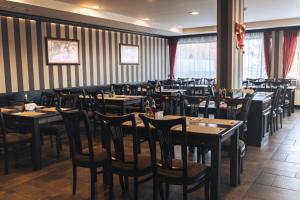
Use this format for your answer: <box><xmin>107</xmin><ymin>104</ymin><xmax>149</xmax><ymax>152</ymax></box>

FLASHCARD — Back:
<box><xmin>119</xmin><ymin>44</ymin><xmax>139</xmax><ymax>65</ymax></box>
<box><xmin>45</xmin><ymin>38</ymin><xmax>80</xmax><ymax>65</ymax></box>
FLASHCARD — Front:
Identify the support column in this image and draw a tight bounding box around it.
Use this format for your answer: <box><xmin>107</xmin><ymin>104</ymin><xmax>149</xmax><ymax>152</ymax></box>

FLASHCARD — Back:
<box><xmin>217</xmin><ymin>0</ymin><xmax>244</xmax><ymax>89</ymax></box>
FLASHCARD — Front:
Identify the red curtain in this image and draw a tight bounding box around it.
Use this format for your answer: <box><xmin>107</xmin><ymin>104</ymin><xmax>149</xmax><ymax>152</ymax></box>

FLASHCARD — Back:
<box><xmin>263</xmin><ymin>32</ymin><xmax>272</xmax><ymax>78</ymax></box>
<box><xmin>282</xmin><ymin>30</ymin><xmax>299</xmax><ymax>78</ymax></box>
<box><xmin>168</xmin><ymin>38</ymin><xmax>178</xmax><ymax>80</ymax></box>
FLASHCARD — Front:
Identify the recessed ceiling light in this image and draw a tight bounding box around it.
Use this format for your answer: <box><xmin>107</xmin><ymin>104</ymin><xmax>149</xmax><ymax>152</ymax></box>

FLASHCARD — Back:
<box><xmin>189</xmin><ymin>11</ymin><xmax>199</xmax><ymax>15</ymax></box>
<box><xmin>86</xmin><ymin>4</ymin><xmax>100</xmax><ymax>9</ymax></box>
<box><xmin>143</xmin><ymin>17</ymin><xmax>151</xmax><ymax>21</ymax></box>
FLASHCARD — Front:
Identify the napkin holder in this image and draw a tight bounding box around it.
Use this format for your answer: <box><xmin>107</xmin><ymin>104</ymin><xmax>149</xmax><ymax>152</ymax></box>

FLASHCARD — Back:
<box><xmin>24</xmin><ymin>103</ymin><xmax>37</xmax><ymax>111</ymax></box>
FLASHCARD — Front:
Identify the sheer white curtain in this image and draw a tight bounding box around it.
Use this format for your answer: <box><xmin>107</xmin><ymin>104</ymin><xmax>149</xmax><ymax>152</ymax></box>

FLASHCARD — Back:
<box><xmin>174</xmin><ymin>36</ymin><xmax>217</xmax><ymax>79</ymax></box>
<box><xmin>243</xmin><ymin>32</ymin><xmax>267</xmax><ymax>80</ymax></box>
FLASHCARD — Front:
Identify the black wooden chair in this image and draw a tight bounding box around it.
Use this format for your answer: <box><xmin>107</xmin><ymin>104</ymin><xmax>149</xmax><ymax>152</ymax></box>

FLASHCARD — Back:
<box><xmin>57</xmin><ymin>93</ymin><xmax>80</xmax><ymax>109</ymax></box>
<box><xmin>69</xmin><ymin>88</ymin><xmax>86</xmax><ymax>109</ymax></box>
<box><xmin>283</xmin><ymin>88</ymin><xmax>292</xmax><ymax>118</ymax></box>
<box><xmin>39</xmin><ymin>91</ymin><xmax>57</xmax><ymax>107</ymax></box>
<box><xmin>39</xmin><ymin>92</ymin><xmax>64</xmax><ymax>160</ymax></box>
<box><xmin>59</xmin><ymin>110</ymin><xmax>107</xmax><ymax>200</ymax></box>
<box><xmin>238</xmin><ymin>94</ymin><xmax>254</xmax><ymax>143</ymax></box>
<box><xmin>0</xmin><ymin>111</ymin><xmax>32</xmax><ymax>174</ymax></box>
<box><xmin>277</xmin><ymin>86</ymin><xmax>287</xmax><ymax>128</ymax></box>
<box><xmin>139</xmin><ymin>114</ymin><xmax>210</xmax><ymax>200</ymax></box>
<box><xmin>112</xmin><ymin>84</ymin><xmax>127</xmax><ymax>95</ymax></box>
<box><xmin>95</xmin><ymin>113</ymin><xmax>153</xmax><ymax>200</ymax></box>
<box><xmin>126</xmin><ymin>85</ymin><xmax>144</xmax><ymax>113</ymax></box>
<box><xmin>269</xmin><ymin>88</ymin><xmax>282</xmax><ymax>135</ymax></box>
<box><xmin>128</xmin><ymin>84</ymin><xmax>140</xmax><ymax>96</ymax></box>
<box><xmin>193</xmin><ymin>78</ymin><xmax>203</xmax><ymax>85</ymax></box>
<box><xmin>204</xmin><ymin>78</ymin><xmax>215</xmax><ymax>85</ymax></box>
<box><xmin>159</xmin><ymin>95</ymin><xmax>180</xmax><ymax>115</ymax></box>
<box><xmin>223</xmin><ymin>94</ymin><xmax>254</xmax><ymax>175</ymax></box>
<box><xmin>86</xmin><ymin>90</ymin><xmax>107</xmax><ymax>136</ymax></box>
<box><xmin>180</xmin><ymin>95</ymin><xmax>210</xmax><ymax>163</ymax></box>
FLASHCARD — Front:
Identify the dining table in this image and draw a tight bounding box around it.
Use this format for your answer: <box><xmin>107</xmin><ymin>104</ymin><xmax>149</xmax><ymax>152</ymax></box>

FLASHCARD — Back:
<box><xmin>0</xmin><ymin>106</ymin><xmax>67</xmax><ymax>170</ymax></box>
<box><xmin>123</xmin><ymin>113</ymin><xmax>243</xmax><ymax>200</ymax></box>
<box><xmin>160</xmin><ymin>89</ymin><xmax>187</xmax><ymax>96</ymax></box>
<box><xmin>102</xmin><ymin>95</ymin><xmax>145</xmax><ymax>114</ymax></box>
<box><xmin>81</xmin><ymin>94</ymin><xmax>145</xmax><ymax>115</ymax></box>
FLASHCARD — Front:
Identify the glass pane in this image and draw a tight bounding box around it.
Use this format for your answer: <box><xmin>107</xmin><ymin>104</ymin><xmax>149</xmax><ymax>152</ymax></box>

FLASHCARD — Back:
<box><xmin>174</xmin><ymin>38</ymin><xmax>217</xmax><ymax>79</ymax></box>
<box><xmin>243</xmin><ymin>32</ymin><xmax>267</xmax><ymax>80</ymax></box>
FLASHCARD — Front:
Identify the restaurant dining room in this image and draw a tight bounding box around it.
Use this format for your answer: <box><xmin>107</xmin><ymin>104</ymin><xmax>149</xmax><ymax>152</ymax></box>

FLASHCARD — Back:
<box><xmin>0</xmin><ymin>0</ymin><xmax>300</xmax><ymax>199</ymax></box>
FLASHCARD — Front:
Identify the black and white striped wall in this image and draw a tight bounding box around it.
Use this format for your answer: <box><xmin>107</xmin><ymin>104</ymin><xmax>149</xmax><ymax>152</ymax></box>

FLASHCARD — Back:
<box><xmin>0</xmin><ymin>15</ymin><xmax>170</xmax><ymax>94</ymax></box>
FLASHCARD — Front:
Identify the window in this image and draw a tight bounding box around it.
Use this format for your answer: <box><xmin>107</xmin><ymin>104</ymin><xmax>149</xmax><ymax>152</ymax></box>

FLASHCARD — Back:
<box><xmin>243</xmin><ymin>32</ymin><xmax>267</xmax><ymax>80</ymax></box>
<box><xmin>286</xmin><ymin>34</ymin><xmax>300</xmax><ymax>79</ymax></box>
<box><xmin>174</xmin><ymin>36</ymin><xmax>217</xmax><ymax>79</ymax></box>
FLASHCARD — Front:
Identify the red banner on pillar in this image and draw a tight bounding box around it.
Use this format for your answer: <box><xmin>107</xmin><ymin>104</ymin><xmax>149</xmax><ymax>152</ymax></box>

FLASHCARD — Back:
<box><xmin>235</xmin><ymin>22</ymin><xmax>246</xmax><ymax>51</ymax></box>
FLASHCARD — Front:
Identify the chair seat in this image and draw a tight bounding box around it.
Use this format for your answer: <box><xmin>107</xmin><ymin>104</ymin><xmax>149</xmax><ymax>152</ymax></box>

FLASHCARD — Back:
<box><xmin>223</xmin><ymin>139</ymin><xmax>246</xmax><ymax>154</ymax></box>
<box><xmin>0</xmin><ymin>132</ymin><xmax>32</xmax><ymax>144</ymax></box>
<box><xmin>112</xmin><ymin>154</ymin><xmax>151</xmax><ymax>172</ymax></box>
<box><xmin>156</xmin><ymin>159</ymin><xmax>208</xmax><ymax>182</ymax></box>
<box><xmin>74</xmin><ymin>146</ymin><xmax>107</xmax><ymax>166</ymax></box>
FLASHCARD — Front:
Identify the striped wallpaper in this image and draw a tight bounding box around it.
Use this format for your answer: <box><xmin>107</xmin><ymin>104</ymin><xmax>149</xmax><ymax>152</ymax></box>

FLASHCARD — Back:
<box><xmin>0</xmin><ymin>15</ymin><xmax>169</xmax><ymax>94</ymax></box>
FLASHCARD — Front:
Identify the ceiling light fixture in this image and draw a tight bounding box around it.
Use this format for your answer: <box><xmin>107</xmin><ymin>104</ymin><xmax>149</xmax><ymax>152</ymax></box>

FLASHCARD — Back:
<box><xmin>86</xmin><ymin>4</ymin><xmax>99</xmax><ymax>9</ymax></box>
<box><xmin>189</xmin><ymin>11</ymin><xmax>199</xmax><ymax>15</ymax></box>
<box><xmin>143</xmin><ymin>17</ymin><xmax>151</xmax><ymax>21</ymax></box>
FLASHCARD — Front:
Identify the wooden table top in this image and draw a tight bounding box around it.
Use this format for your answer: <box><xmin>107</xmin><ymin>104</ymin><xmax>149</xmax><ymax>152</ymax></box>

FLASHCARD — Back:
<box><xmin>0</xmin><ymin>106</ymin><xmax>69</xmax><ymax>118</ymax></box>
<box><xmin>123</xmin><ymin>113</ymin><xmax>242</xmax><ymax>137</ymax></box>
<box><xmin>102</xmin><ymin>95</ymin><xmax>144</xmax><ymax>101</ymax></box>
<box><xmin>161</xmin><ymin>89</ymin><xmax>187</xmax><ymax>94</ymax></box>
<box><xmin>80</xmin><ymin>94</ymin><xmax>144</xmax><ymax>101</ymax></box>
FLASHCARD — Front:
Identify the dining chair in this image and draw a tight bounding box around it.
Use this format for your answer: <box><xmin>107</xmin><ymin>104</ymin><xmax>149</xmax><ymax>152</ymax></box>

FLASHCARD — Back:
<box><xmin>95</xmin><ymin>113</ymin><xmax>153</xmax><ymax>200</ymax></box>
<box><xmin>39</xmin><ymin>91</ymin><xmax>65</xmax><ymax>160</ymax></box>
<box><xmin>128</xmin><ymin>84</ymin><xmax>140</xmax><ymax>96</ymax></box>
<box><xmin>0</xmin><ymin>111</ymin><xmax>32</xmax><ymax>174</ymax></box>
<box><xmin>204</xmin><ymin>78</ymin><xmax>215</xmax><ymax>86</ymax></box>
<box><xmin>180</xmin><ymin>95</ymin><xmax>210</xmax><ymax>163</ymax></box>
<box><xmin>57</xmin><ymin>93</ymin><xmax>80</xmax><ymax>109</ymax></box>
<box><xmin>193</xmin><ymin>78</ymin><xmax>203</xmax><ymax>85</ymax></box>
<box><xmin>86</xmin><ymin>90</ymin><xmax>107</xmax><ymax>136</ymax></box>
<box><xmin>39</xmin><ymin>91</ymin><xmax>56</xmax><ymax>107</ymax></box>
<box><xmin>238</xmin><ymin>94</ymin><xmax>254</xmax><ymax>143</ymax></box>
<box><xmin>53</xmin><ymin>88</ymin><xmax>70</xmax><ymax>96</ymax></box>
<box><xmin>277</xmin><ymin>86</ymin><xmax>287</xmax><ymax>128</ymax></box>
<box><xmin>69</xmin><ymin>88</ymin><xmax>86</xmax><ymax>109</ymax></box>
<box><xmin>112</xmin><ymin>84</ymin><xmax>127</xmax><ymax>95</ymax></box>
<box><xmin>59</xmin><ymin>109</ymin><xmax>107</xmax><ymax>200</ymax></box>
<box><xmin>268</xmin><ymin>88</ymin><xmax>282</xmax><ymax>135</ymax></box>
<box><xmin>139</xmin><ymin>114</ymin><xmax>210</xmax><ymax>200</ymax></box>
<box><xmin>283</xmin><ymin>89</ymin><xmax>292</xmax><ymax>117</ymax></box>
<box><xmin>222</xmin><ymin>94</ymin><xmax>254</xmax><ymax>175</ymax></box>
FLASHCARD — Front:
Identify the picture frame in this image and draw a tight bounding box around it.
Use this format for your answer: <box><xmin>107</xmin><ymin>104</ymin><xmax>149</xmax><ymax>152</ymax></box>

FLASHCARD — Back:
<box><xmin>119</xmin><ymin>44</ymin><xmax>139</xmax><ymax>65</ymax></box>
<box><xmin>45</xmin><ymin>38</ymin><xmax>80</xmax><ymax>65</ymax></box>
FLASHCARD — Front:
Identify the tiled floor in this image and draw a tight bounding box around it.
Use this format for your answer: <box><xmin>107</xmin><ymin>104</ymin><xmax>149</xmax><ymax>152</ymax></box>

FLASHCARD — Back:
<box><xmin>1</xmin><ymin>110</ymin><xmax>300</xmax><ymax>199</ymax></box>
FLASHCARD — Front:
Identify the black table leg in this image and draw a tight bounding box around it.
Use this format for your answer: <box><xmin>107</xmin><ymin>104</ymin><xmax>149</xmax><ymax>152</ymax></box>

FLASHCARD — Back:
<box><xmin>230</xmin><ymin>129</ymin><xmax>240</xmax><ymax>186</ymax></box>
<box><xmin>210</xmin><ymin>138</ymin><xmax>221</xmax><ymax>200</ymax></box>
<box><xmin>31</xmin><ymin>119</ymin><xmax>42</xmax><ymax>170</ymax></box>
<box><xmin>121</xmin><ymin>103</ymin><xmax>126</xmax><ymax>115</ymax></box>
<box><xmin>140</xmin><ymin>98</ymin><xmax>144</xmax><ymax>112</ymax></box>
